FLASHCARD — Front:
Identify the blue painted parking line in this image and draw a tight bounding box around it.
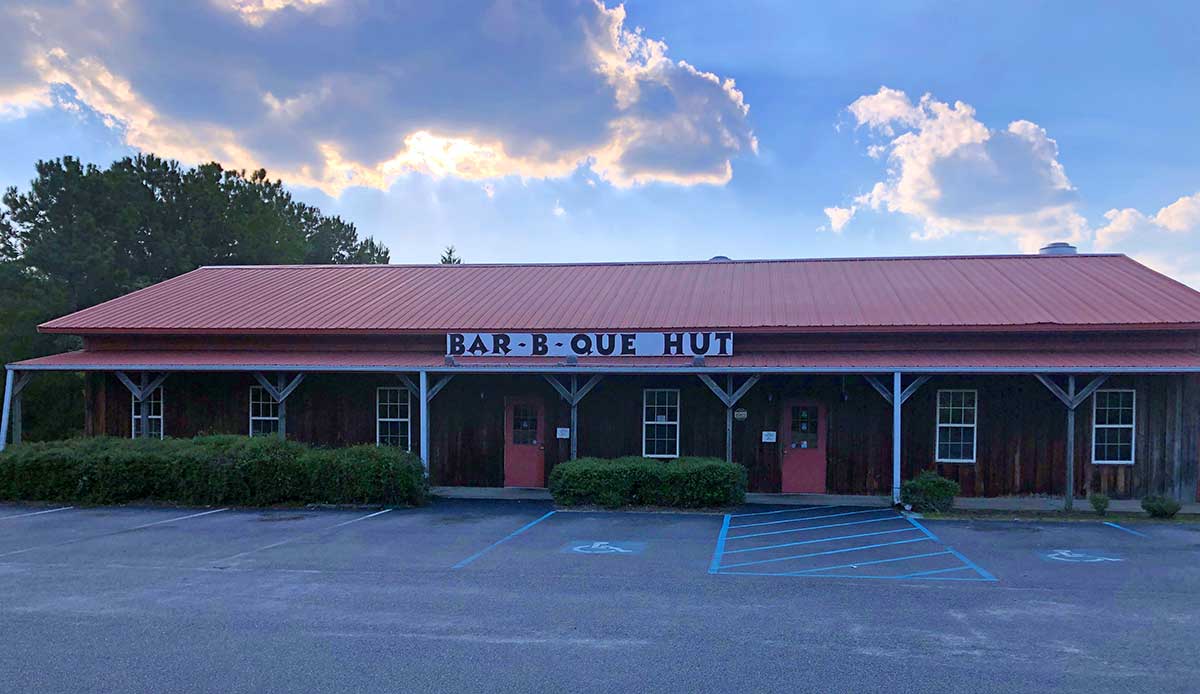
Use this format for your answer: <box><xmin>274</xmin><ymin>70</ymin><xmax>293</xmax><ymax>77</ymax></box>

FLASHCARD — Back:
<box><xmin>728</xmin><ymin>505</ymin><xmax>823</xmax><ymax>518</ymax></box>
<box><xmin>720</xmin><ymin>569</ymin><xmax>992</xmax><ymax>581</ymax></box>
<box><xmin>708</xmin><ymin>514</ymin><xmax>732</xmax><ymax>574</ymax></box>
<box><xmin>906</xmin><ymin>516</ymin><xmax>997</xmax><ymax>581</ymax></box>
<box><xmin>1103</xmin><ymin>521</ymin><xmax>1149</xmax><ymax>538</ymax></box>
<box><xmin>728</xmin><ymin>508</ymin><xmax>891</xmax><ymax>530</ymax></box>
<box><xmin>788</xmin><ymin>550</ymin><xmax>954</xmax><ymax>575</ymax></box>
<box><xmin>899</xmin><ymin>566</ymin><xmax>975</xmax><ymax>579</ymax></box>
<box><xmin>710</xmin><ymin>506</ymin><xmax>997</xmax><ymax>582</ymax></box>
<box><xmin>729</xmin><ymin>514</ymin><xmax>903</xmax><ymax>540</ymax></box>
<box><xmin>720</xmin><ymin>537</ymin><xmax>932</xmax><ymax>570</ymax></box>
<box><xmin>452</xmin><ymin>511</ymin><xmax>556</xmax><ymax>569</ymax></box>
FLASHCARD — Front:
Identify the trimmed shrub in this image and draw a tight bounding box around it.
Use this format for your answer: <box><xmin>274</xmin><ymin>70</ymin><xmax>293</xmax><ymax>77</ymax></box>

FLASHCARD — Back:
<box><xmin>1088</xmin><ymin>493</ymin><xmax>1110</xmax><ymax>516</ymax></box>
<box><xmin>900</xmin><ymin>471</ymin><xmax>960</xmax><ymax>513</ymax></box>
<box><xmin>0</xmin><ymin>436</ymin><xmax>427</xmax><ymax>507</ymax></box>
<box><xmin>548</xmin><ymin>456</ymin><xmax>746</xmax><ymax>508</ymax></box>
<box><xmin>1141</xmin><ymin>495</ymin><xmax>1182</xmax><ymax>519</ymax></box>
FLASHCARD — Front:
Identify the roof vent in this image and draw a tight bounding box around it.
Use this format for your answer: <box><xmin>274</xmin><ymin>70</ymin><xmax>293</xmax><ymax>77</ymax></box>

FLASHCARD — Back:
<box><xmin>708</xmin><ymin>255</ymin><xmax>732</xmax><ymax>262</ymax></box>
<box><xmin>1039</xmin><ymin>242</ymin><xmax>1077</xmax><ymax>256</ymax></box>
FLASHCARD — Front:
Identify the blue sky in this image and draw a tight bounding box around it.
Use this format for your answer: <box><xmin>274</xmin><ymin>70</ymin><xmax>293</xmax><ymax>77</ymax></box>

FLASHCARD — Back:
<box><xmin>2</xmin><ymin>1</ymin><xmax>1198</xmax><ymax>283</ymax></box>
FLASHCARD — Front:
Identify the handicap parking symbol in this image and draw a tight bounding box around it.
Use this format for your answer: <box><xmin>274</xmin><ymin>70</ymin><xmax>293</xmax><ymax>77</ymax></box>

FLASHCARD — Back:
<box><xmin>562</xmin><ymin>540</ymin><xmax>646</xmax><ymax>555</ymax></box>
<box><xmin>1042</xmin><ymin>549</ymin><xmax>1123</xmax><ymax>563</ymax></box>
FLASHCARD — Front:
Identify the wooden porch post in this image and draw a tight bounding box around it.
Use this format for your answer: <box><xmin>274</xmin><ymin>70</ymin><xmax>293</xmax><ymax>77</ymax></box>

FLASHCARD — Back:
<box><xmin>696</xmin><ymin>374</ymin><xmax>760</xmax><ymax>464</ymax></box>
<box><xmin>543</xmin><ymin>374</ymin><xmax>604</xmax><ymax>460</ymax></box>
<box><xmin>0</xmin><ymin>369</ymin><xmax>30</xmax><ymax>447</ymax></box>
<box><xmin>1065</xmin><ymin>376</ymin><xmax>1075</xmax><ymax>512</ymax></box>
<box><xmin>1034</xmin><ymin>373</ymin><xmax>1108</xmax><ymax>512</ymax></box>
<box><xmin>139</xmin><ymin>372</ymin><xmax>151</xmax><ymax>439</ymax></box>
<box><xmin>276</xmin><ymin>373</ymin><xmax>287</xmax><ymax>440</ymax></box>
<box><xmin>570</xmin><ymin>375</ymin><xmax>579</xmax><ymax>461</ymax></box>
<box><xmin>725</xmin><ymin>374</ymin><xmax>734</xmax><ymax>464</ymax></box>
<box><xmin>251</xmin><ymin>372</ymin><xmax>304</xmax><ymax>440</ymax></box>
<box><xmin>11</xmin><ymin>387</ymin><xmax>21</xmax><ymax>445</ymax></box>
<box><xmin>892</xmin><ymin>371</ymin><xmax>902</xmax><ymax>505</ymax></box>
<box><xmin>0</xmin><ymin>370</ymin><xmax>14</xmax><ymax>452</ymax></box>
<box><xmin>419</xmin><ymin>370</ymin><xmax>429</xmax><ymax>474</ymax></box>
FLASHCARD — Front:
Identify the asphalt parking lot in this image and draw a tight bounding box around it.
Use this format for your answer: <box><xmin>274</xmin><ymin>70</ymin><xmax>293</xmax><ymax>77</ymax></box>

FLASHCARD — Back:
<box><xmin>1</xmin><ymin>500</ymin><xmax>1198</xmax><ymax>693</ymax></box>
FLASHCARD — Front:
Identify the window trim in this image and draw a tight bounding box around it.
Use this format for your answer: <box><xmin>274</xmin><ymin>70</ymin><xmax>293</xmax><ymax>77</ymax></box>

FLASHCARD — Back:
<box><xmin>641</xmin><ymin>388</ymin><xmax>681</xmax><ymax>459</ymax></box>
<box><xmin>934</xmin><ymin>389</ymin><xmax>977</xmax><ymax>464</ymax></box>
<box><xmin>248</xmin><ymin>385</ymin><xmax>279</xmax><ymax>437</ymax></box>
<box><xmin>130</xmin><ymin>386</ymin><xmax>165</xmax><ymax>440</ymax></box>
<box><xmin>375</xmin><ymin>386</ymin><xmax>412</xmax><ymax>450</ymax></box>
<box><xmin>1091</xmin><ymin>388</ymin><xmax>1136</xmax><ymax>466</ymax></box>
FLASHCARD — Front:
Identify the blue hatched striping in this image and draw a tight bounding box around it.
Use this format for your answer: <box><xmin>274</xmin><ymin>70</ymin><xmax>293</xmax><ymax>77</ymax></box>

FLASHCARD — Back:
<box><xmin>711</xmin><ymin>506</ymin><xmax>996</xmax><ymax>582</ymax></box>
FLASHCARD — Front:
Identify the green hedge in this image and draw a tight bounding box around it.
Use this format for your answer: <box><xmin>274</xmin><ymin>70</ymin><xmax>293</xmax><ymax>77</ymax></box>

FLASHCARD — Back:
<box><xmin>1141</xmin><ymin>495</ymin><xmax>1182</xmax><ymax>519</ymax></box>
<box><xmin>548</xmin><ymin>456</ymin><xmax>746</xmax><ymax>508</ymax></box>
<box><xmin>900</xmin><ymin>471</ymin><xmax>960</xmax><ymax>513</ymax></box>
<box><xmin>0</xmin><ymin>436</ymin><xmax>427</xmax><ymax>507</ymax></box>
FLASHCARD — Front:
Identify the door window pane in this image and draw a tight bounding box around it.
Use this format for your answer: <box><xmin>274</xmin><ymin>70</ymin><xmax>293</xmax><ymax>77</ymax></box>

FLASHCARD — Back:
<box><xmin>512</xmin><ymin>404</ymin><xmax>538</xmax><ymax>445</ymax></box>
<box><xmin>789</xmin><ymin>405</ymin><xmax>819</xmax><ymax>449</ymax></box>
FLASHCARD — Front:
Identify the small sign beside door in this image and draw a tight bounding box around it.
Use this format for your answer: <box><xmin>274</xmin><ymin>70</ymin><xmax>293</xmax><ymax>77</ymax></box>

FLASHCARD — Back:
<box><xmin>761</xmin><ymin>431</ymin><xmax>777</xmax><ymax>443</ymax></box>
<box><xmin>556</xmin><ymin>427</ymin><xmax>571</xmax><ymax>440</ymax></box>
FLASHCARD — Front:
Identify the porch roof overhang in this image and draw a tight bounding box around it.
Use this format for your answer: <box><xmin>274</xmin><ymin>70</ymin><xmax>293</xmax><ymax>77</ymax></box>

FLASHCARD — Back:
<box><xmin>9</xmin><ymin>348</ymin><xmax>1200</xmax><ymax>374</ymax></box>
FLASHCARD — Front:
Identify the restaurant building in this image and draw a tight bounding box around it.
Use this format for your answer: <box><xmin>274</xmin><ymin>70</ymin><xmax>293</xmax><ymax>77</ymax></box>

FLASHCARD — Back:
<box><xmin>4</xmin><ymin>246</ymin><xmax>1200</xmax><ymax>505</ymax></box>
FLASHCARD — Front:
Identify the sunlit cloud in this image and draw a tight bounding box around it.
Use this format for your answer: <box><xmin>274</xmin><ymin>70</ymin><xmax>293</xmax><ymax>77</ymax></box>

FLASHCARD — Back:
<box><xmin>1</xmin><ymin>0</ymin><xmax>756</xmax><ymax>195</ymax></box>
<box><xmin>828</xmin><ymin>87</ymin><xmax>1086</xmax><ymax>252</ymax></box>
<box><xmin>214</xmin><ymin>0</ymin><xmax>332</xmax><ymax>27</ymax></box>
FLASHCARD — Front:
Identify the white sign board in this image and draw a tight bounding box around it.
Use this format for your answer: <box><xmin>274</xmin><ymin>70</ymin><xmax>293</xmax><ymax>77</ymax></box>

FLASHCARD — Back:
<box><xmin>447</xmin><ymin>332</ymin><xmax>733</xmax><ymax>358</ymax></box>
<box><xmin>556</xmin><ymin>427</ymin><xmax>571</xmax><ymax>440</ymax></box>
<box><xmin>761</xmin><ymin>431</ymin><xmax>777</xmax><ymax>443</ymax></box>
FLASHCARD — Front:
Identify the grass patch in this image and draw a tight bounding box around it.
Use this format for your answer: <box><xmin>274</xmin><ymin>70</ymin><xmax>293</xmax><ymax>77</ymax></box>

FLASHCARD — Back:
<box><xmin>921</xmin><ymin>508</ymin><xmax>1200</xmax><ymax>523</ymax></box>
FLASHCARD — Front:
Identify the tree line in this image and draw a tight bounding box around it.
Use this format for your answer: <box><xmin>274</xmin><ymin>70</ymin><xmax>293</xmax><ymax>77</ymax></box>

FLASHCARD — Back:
<box><xmin>1</xmin><ymin>155</ymin><xmax>390</xmax><ymax>440</ymax></box>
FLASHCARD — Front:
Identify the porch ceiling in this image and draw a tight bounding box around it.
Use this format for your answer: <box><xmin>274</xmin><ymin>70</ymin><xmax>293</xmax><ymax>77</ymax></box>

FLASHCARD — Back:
<box><xmin>9</xmin><ymin>348</ymin><xmax>1200</xmax><ymax>374</ymax></box>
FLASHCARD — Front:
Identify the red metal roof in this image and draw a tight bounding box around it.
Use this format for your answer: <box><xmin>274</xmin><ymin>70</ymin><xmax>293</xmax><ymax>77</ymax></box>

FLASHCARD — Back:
<box><xmin>14</xmin><ymin>349</ymin><xmax>1200</xmax><ymax>372</ymax></box>
<box><xmin>38</xmin><ymin>254</ymin><xmax>1200</xmax><ymax>335</ymax></box>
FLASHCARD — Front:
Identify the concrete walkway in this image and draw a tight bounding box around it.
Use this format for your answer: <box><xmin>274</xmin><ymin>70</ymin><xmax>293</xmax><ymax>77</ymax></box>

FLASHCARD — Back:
<box><xmin>431</xmin><ymin>486</ymin><xmax>553</xmax><ymax>501</ymax></box>
<box><xmin>744</xmin><ymin>493</ymin><xmax>891</xmax><ymax>507</ymax></box>
<box><xmin>432</xmin><ymin>486</ymin><xmax>1199</xmax><ymax>514</ymax></box>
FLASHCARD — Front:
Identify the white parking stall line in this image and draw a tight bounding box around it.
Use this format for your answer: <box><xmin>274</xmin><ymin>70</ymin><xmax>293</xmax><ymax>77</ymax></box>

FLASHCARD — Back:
<box><xmin>0</xmin><ymin>507</ymin><xmax>229</xmax><ymax>559</ymax></box>
<box><xmin>0</xmin><ymin>506</ymin><xmax>75</xmax><ymax>521</ymax></box>
<box><xmin>125</xmin><ymin>507</ymin><xmax>229</xmax><ymax>530</ymax></box>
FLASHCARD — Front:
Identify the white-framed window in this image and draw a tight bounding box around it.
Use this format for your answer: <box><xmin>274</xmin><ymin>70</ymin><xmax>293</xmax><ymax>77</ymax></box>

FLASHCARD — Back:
<box><xmin>642</xmin><ymin>388</ymin><xmax>680</xmax><ymax>458</ymax></box>
<box><xmin>131</xmin><ymin>387</ymin><xmax>164</xmax><ymax>439</ymax></box>
<box><xmin>935</xmin><ymin>389</ymin><xmax>977</xmax><ymax>463</ymax></box>
<box><xmin>249</xmin><ymin>386</ymin><xmax>280</xmax><ymax>437</ymax></box>
<box><xmin>1092</xmin><ymin>389</ymin><xmax>1135</xmax><ymax>465</ymax></box>
<box><xmin>376</xmin><ymin>386</ymin><xmax>412</xmax><ymax>449</ymax></box>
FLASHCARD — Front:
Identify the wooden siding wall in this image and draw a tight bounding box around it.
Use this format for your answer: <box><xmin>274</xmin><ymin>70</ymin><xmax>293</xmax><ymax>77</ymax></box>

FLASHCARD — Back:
<box><xmin>85</xmin><ymin>372</ymin><xmax>1200</xmax><ymax>500</ymax></box>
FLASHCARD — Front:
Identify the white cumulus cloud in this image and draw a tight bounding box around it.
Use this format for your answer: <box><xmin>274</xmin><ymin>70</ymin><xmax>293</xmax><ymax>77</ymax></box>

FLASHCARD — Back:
<box><xmin>0</xmin><ymin>0</ymin><xmax>756</xmax><ymax>195</ymax></box>
<box><xmin>829</xmin><ymin>86</ymin><xmax>1087</xmax><ymax>251</ymax></box>
<box><xmin>1095</xmin><ymin>192</ymin><xmax>1200</xmax><ymax>253</ymax></box>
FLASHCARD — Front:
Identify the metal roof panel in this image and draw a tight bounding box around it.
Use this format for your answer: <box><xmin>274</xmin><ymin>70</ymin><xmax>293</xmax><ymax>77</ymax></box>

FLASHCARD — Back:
<box><xmin>37</xmin><ymin>254</ymin><xmax>1200</xmax><ymax>334</ymax></box>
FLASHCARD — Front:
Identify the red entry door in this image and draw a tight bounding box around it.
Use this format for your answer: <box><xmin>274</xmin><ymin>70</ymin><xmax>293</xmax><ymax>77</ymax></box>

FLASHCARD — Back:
<box><xmin>503</xmin><ymin>396</ymin><xmax>546</xmax><ymax>488</ymax></box>
<box><xmin>780</xmin><ymin>400</ymin><xmax>826</xmax><ymax>493</ymax></box>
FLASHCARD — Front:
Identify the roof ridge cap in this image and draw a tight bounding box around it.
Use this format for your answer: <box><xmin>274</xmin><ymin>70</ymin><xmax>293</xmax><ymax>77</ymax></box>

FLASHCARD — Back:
<box><xmin>197</xmin><ymin>253</ymin><xmax>1126</xmax><ymax>270</ymax></box>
